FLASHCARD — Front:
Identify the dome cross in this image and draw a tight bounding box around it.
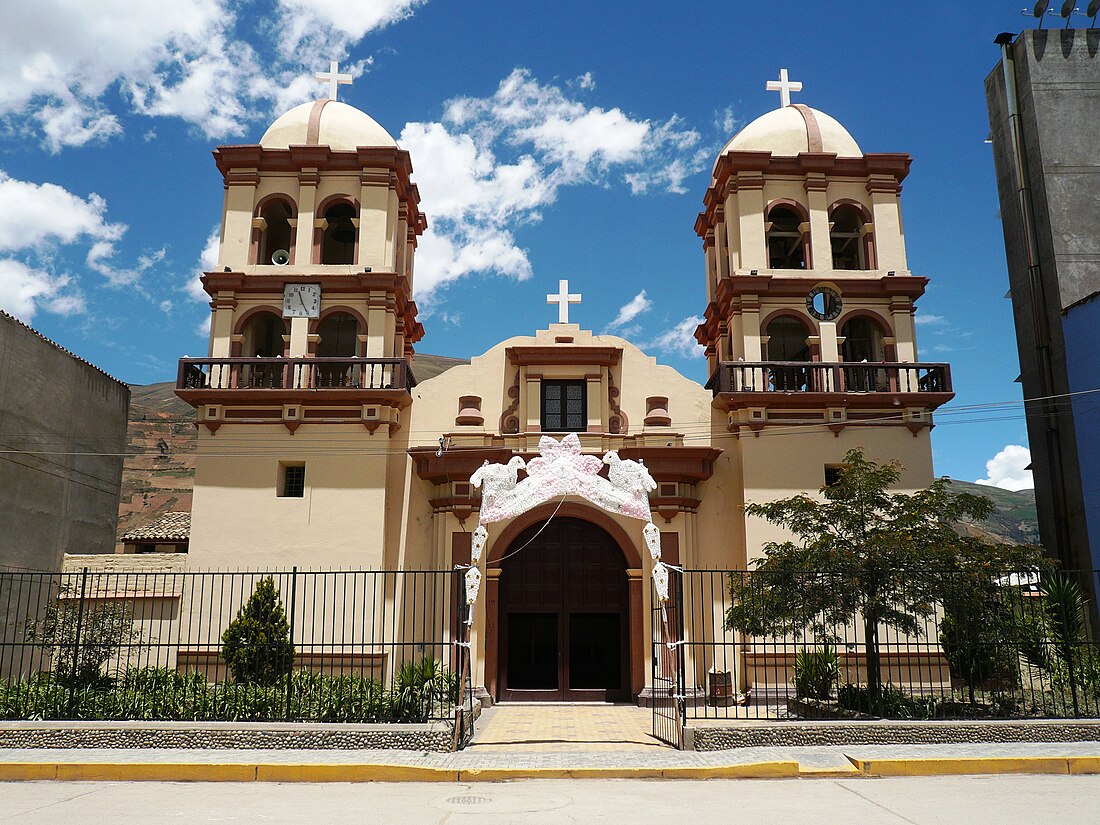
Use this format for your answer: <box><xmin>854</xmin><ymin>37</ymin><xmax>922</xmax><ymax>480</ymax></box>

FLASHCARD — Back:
<box><xmin>315</xmin><ymin>61</ymin><xmax>353</xmax><ymax>102</ymax></box>
<box><xmin>766</xmin><ymin>68</ymin><xmax>803</xmax><ymax>109</ymax></box>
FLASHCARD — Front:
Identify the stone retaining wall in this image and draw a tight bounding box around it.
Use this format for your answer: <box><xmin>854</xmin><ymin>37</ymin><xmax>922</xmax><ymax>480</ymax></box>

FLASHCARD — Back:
<box><xmin>0</xmin><ymin>719</ymin><xmax>457</xmax><ymax>752</ymax></box>
<box><xmin>688</xmin><ymin>720</ymin><xmax>1100</xmax><ymax>751</ymax></box>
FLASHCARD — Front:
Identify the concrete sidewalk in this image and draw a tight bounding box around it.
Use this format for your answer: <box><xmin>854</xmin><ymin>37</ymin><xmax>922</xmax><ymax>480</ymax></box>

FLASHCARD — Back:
<box><xmin>5</xmin><ymin>740</ymin><xmax>1100</xmax><ymax>782</ymax></box>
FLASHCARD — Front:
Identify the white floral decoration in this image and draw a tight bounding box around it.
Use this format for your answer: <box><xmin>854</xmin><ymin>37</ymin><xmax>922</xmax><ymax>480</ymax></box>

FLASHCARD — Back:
<box><xmin>465</xmin><ymin>566</ymin><xmax>482</xmax><ymax>608</ymax></box>
<box><xmin>471</xmin><ymin>525</ymin><xmax>488</xmax><ymax>563</ymax></box>
<box><xmin>652</xmin><ymin>561</ymin><xmax>670</xmax><ymax>603</ymax></box>
<box><xmin>643</xmin><ymin>521</ymin><xmax>662</xmax><ymax>561</ymax></box>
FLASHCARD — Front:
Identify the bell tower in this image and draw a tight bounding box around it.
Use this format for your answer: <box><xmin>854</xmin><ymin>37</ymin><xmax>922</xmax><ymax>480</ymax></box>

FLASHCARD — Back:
<box><xmin>693</xmin><ymin>71</ymin><xmax>952</xmax><ymax>543</ymax></box>
<box><xmin>177</xmin><ymin>69</ymin><xmax>427</xmax><ymax>568</ymax></box>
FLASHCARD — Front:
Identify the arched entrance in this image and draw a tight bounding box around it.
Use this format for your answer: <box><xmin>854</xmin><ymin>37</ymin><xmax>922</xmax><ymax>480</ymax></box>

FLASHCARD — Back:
<box><xmin>497</xmin><ymin>517</ymin><xmax>630</xmax><ymax>702</ymax></box>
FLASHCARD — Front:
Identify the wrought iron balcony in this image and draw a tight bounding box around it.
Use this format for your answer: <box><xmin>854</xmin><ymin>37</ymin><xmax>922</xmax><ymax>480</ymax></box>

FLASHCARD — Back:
<box><xmin>176</xmin><ymin>357</ymin><xmax>417</xmax><ymax>394</ymax></box>
<box><xmin>706</xmin><ymin>361</ymin><xmax>952</xmax><ymax>398</ymax></box>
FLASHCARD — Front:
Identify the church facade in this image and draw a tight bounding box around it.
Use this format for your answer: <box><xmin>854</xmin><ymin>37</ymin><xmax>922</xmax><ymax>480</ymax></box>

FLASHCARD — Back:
<box><xmin>177</xmin><ymin>75</ymin><xmax>953</xmax><ymax>703</ymax></box>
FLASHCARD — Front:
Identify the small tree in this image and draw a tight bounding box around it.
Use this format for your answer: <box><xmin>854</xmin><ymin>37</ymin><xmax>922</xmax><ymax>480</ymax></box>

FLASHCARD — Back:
<box><xmin>221</xmin><ymin>577</ymin><xmax>294</xmax><ymax>685</ymax></box>
<box><xmin>725</xmin><ymin>448</ymin><xmax>1021</xmax><ymax>711</ymax></box>
<box><xmin>939</xmin><ymin>539</ymin><xmax>1051</xmax><ymax>703</ymax></box>
<box><xmin>26</xmin><ymin>601</ymin><xmax>140</xmax><ymax>688</ymax></box>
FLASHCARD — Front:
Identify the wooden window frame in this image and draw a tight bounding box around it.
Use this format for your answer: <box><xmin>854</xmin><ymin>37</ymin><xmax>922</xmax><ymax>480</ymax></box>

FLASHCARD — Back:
<box><xmin>540</xmin><ymin>380</ymin><xmax>587</xmax><ymax>433</ymax></box>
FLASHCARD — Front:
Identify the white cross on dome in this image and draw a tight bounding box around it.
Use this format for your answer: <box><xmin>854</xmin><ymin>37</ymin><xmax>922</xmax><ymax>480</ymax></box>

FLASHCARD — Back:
<box><xmin>766</xmin><ymin>68</ymin><xmax>803</xmax><ymax>109</ymax></box>
<box><xmin>315</xmin><ymin>61</ymin><xmax>353</xmax><ymax>102</ymax></box>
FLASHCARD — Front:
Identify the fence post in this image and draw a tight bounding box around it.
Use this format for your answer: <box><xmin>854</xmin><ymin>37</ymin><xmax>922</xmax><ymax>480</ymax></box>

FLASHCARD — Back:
<box><xmin>285</xmin><ymin>566</ymin><xmax>298</xmax><ymax>722</ymax></box>
<box><xmin>67</xmin><ymin>567</ymin><xmax>89</xmax><ymax>718</ymax></box>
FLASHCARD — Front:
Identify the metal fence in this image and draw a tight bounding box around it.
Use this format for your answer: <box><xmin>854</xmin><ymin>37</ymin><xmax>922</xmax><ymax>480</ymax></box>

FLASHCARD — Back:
<box><xmin>0</xmin><ymin>568</ymin><xmax>472</xmax><ymax>733</ymax></box>
<box><xmin>674</xmin><ymin>568</ymin><xmax>1100</xmax><ymax>723</ymax></box>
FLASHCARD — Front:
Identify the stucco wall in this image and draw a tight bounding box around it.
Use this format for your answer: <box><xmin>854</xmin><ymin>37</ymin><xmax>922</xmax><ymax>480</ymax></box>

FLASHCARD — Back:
<box><xmin>0</xmin><ymin>314</ymin><xmax>129</xmax><ymax>571</ymax></box>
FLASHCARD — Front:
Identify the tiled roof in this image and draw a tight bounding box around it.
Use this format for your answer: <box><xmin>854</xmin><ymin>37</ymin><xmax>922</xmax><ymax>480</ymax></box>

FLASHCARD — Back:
<box><xmin>0</xmin><ymin>310</ymin><xmax>127</xmax><ymax>386</ymax></box>
<box><xmin>121</xmin><ymin>512</ymin><xmax>191</xmax><ymax>542</ymax></box>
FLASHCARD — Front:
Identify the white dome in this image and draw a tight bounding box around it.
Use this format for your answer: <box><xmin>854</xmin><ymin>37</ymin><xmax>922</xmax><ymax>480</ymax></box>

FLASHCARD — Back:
<box><xmin>260</xmin><ymin>99</ymin><xmax>397</xmax><ymax>150</ymax></box>
<box><xmin>717</xmin><ymin>105</ymin><xmax>862</xmax><ymax>163</ymax></box>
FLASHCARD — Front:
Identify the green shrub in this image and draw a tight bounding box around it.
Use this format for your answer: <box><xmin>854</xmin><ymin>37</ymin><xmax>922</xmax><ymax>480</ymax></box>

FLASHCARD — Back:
<box><xmin>837</xmin><ymin>683</ymin><xmax>938</xmax><ymax>719</ymax></box>
<box><xmin>24</xmin><ymin>601</ymin><xmax>140</xmax><ymax>688</ymax></box>
<box><xmin>793</xmin><ymin>645</ymin><xmax>839</xmax><ymax>700</ymax></box>
<box><xmin>220</xmin><ymin>577</ymin><xmax>294</xmax><ymax>686</ymax></box>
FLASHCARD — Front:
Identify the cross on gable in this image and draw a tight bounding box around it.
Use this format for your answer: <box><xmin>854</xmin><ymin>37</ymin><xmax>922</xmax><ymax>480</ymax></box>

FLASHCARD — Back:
<box><xmin>547</xmin><ymin>279</ymin><xmax>582</xmax><ymax>324</ymax></box>
<box><xmin>766</xmin><ymin>68</ymin><xmax>803</xmax><ymax>109</ymax></box>
<box><xmin>315</xmin><ymin>60</ymin><xmax>353</xmax><ymax>102</ymax></box>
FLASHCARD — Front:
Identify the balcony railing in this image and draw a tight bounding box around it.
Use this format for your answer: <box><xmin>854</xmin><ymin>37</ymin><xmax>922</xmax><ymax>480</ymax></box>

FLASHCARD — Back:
<box><xmin>176</xmin><ymin>357</ymin><xmax>417</xmax><ymax>392</ymax></box>
<box><xmin>706</xmin><ymin>361</ymin><xmax>951</xmax><ymax>396</ymax></box>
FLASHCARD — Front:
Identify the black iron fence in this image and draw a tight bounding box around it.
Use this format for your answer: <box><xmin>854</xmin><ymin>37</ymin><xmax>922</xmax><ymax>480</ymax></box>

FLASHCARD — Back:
<box><xmin>673</xmin><ymin>568</ymin><xmax>1100</xmax><ymax>723</ymax></box>
<box><xmin>0</xmin><ymin>568</ymin><xmax>471</xmax><ymax>731</ymax></box>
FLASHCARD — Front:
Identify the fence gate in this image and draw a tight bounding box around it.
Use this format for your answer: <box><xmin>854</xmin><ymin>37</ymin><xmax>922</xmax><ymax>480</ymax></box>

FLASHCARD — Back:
<box><xmin>650</xmin><ymin>568</ymin><xmax>685</xmax><ymax>749</ymax></box>
<box><xmin>452</xmin><ymin>571</ymin><xmax>476</xmax><ymax>750</ymax></box>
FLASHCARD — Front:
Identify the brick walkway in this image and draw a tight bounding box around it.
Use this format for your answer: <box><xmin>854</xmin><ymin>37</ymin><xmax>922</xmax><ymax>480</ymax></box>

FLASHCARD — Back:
<box><xmin>466</xmin><ymin>703</ymin><xmax>663</xmax><ymax>752</ymax></box>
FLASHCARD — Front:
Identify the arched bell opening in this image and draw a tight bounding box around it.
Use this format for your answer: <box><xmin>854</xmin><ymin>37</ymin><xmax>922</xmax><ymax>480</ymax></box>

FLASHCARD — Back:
<box><xmin>763</xmin><ymin>314</ymin><xmax>813</xmax><ymax>391</ymax></box>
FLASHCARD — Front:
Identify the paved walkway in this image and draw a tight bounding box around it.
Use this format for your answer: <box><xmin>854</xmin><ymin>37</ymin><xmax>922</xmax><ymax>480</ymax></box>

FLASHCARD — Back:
<box><xmin>466</xmin><ymin>703</ymin><xmax>662</xmax><ymax>752</ymax></box>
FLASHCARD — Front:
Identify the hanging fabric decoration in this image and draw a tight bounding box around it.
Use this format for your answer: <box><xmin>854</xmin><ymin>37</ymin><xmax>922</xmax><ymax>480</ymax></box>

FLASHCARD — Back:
<box><xmin>464</xmin><ymin>567</ymin><xmax>482</xmax><ymax>612</ymax></box>
<box><xmin>643</xmin><ymin>521</ymin><xmax>662</xmax><ymax>562</ymax></box>
<box><xmin>471</xmin><ymin>525</ymin><xmax>488</xmax><ymax>564</ymax></box>
<box><xmin>652</xmin><ymin>561</ymin><xmax>670</xmax><ymax>604</ymax></box>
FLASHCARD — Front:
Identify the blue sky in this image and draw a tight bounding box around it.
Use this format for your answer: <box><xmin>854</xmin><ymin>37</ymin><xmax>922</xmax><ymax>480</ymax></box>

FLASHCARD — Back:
<box><xmin>0</xmin><ymin>1</ymin><xmax>1047</xmax><ymax>488</ymax></box>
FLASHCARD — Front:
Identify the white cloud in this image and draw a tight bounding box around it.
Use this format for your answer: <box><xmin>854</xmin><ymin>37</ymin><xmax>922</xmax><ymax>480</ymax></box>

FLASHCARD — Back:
<box><xmin>604</xmin><ymin>291</ymin><xmax>652</xmax><ymax>332</ymax></box>
<box><xmin>647</xmin><ymin>316</ymin><xmax>705</xmax><ymax>359</ymax></box>
<box><xmin>0</xmin><ymin>0</ymin><xmax>429</xmax><ymax>150</ymax></box>
<box><xmin>575</xmin><ymin>72</ymin><xmax>596</xmax><ymax>91</ymax></box>
<box><xmin>0</xmin><ymin>172</ymin><xmax>123</xmax><ymax>253</ymax></box>
<box><xmin>401</xmin><ymin>69</ymin><xmax>704</xmax><ymax>299</ymax></box>
<box><xmin>188</xmin><ymin>229</ymin><xmax>220</xmax><ymax>302</ymax></box>
<box><xmin>275</xmin><ymin>0</ymin><xmax>427</xmax><ymax>56</ymax></box>
<box><xmin>0</xmin><ymin>259</ymin><xmax>84</xmax><ymax>322</ymax></box>
<box><xmin>976</xmin><ymin>444</ymin><xmax>1034</xmax><ymax>492</ymax></box>
<box><xmin>916</xmin><ymin>313</ymin><xmax>948</xmax><ymax>326</ymax></box>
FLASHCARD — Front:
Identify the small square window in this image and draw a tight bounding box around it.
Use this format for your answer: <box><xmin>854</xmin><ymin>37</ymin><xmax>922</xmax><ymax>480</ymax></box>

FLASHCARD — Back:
<box><xmin>824</xmin><ymin>465</ymin><xmax>844</xmax><ymax>488</ymax></box>
<box><xmin>541</xmin><ymin>380</ymin><xmax>586</xmax><ymax>432</ymax></box>
<box><xmin>279</xmin><ymin>463</ymin><xmax>306</xmax><ymax>498</ymax></box>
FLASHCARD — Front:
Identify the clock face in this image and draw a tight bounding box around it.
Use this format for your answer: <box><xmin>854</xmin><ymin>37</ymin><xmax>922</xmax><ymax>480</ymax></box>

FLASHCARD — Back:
<box><xmin>806</xmin><ymin>286</ymin><xmax>843</xmax><ymax>322</ymax></box>
<box><xmin>283</xmin><ymin>284</ymin><xmax>321</xmax><ymax>318</ymax></box>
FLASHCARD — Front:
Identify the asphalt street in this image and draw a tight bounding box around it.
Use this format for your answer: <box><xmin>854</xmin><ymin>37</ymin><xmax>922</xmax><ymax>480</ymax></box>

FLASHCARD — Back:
<box><xmin>1</xmin><ymin>776</ymin><xmax>1096</xmax><ymax>824</ymax></box>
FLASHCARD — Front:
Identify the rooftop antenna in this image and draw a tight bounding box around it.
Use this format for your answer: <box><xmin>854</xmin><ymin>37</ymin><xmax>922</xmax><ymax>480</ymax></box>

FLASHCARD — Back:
<box><xmin>1025</xmin><ymin>0</ymin><xmax>1051</xmax><ymax>26</ymax></box>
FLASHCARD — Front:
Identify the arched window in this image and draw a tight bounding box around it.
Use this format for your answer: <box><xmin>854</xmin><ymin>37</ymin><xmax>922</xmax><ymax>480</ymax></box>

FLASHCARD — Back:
<box><xmin>316</xmin><ymin>311</ymin><xmax>360</xmax><ymax>387</ymax></box>
<box><xmin>240</xmin><ymin>311</ymin><xmax>286</xmax><ymax>387</ymax></box>
<box><xmin>764</xmin><ymin>316</ymin><xmax>811</xmax><ymax>391</ymax></box>
<box><xmin>841</xmin><ymin>316</ymin><xmax>888</xmax><ymax>391</ymax></box>
<box><xmin>321</xmin><ymin>202</ymin><xmax>357</xmax><ymax>265</ymax></box>
<box><xmin>766</xmin><ymin>206</ymin><xmax>807</xmax><ymax>270</ymax></box>
<box><xmin>830</xmin><ymin>204</ymin><xmax>869</xmax><ymax>270</ymax></box>
<box><xmin>257</xmin><ymin>200</ymin><xmax>294</xmax><ymax>265</ymax></box>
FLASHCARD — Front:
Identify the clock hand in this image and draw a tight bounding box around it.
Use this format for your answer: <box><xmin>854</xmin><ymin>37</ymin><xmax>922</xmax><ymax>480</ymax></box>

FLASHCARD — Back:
<box><xmin>298</xmin><ymin>293</ymin><xmax>308</xmax><ymax>313</ymax></box>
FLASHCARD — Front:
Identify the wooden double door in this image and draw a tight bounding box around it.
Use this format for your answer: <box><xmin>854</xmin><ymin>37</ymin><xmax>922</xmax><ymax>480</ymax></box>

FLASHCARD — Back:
<box><xmin>498</xmin><ymin>517</ymin><xmax>629</xmax><ymax>702</ymax></box>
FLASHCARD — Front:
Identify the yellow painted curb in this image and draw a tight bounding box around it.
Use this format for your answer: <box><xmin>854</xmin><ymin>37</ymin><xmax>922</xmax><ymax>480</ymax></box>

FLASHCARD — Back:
<box><xmin>1067</xmin><ymin>757</ymin><xmax>1100</xmax><ymax>775</ymax></box>
<box><xmin>257</xmin><ymin>764</ymin><xmax>459</xmax><ymax>783</ymax></box>
<box><xmin>0</xmin><ymin>760</ymin><xmax>800</xmax><ymax>783</ymax></box>
<box><xmin>797</xmin><ymin>764</ymin><xmax>861</xmax><ymax>778</ymax></box>
<box><xmin>850</xmin><ymin>757</ymin><xmax>1072</xmax><ymax>777</ymax></box>
<box><xmin>55</xmin><ymin>764</ymin><xmax>258</xmax><ymax>782</ymax></box>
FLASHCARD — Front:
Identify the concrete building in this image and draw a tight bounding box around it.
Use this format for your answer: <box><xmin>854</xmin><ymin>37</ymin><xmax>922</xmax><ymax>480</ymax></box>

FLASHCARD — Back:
<box><xmin>0</xmin><ymin>312</ymin><xmax>129</xmax><ymax>571</ymax></box>
<box><xmin>0</xmin><ymin>312</ymin><xmax>130</xmax><ymax>572</ymax></box>
<box><xmin>175</xmin><ymin>72</ymin><xmax>953</xmax><ymax>703</ymax></box>
<box><xmin>985</xmin><ymin>28</ymin><xmax>1100</xmax><ymax>571</ymax></box>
